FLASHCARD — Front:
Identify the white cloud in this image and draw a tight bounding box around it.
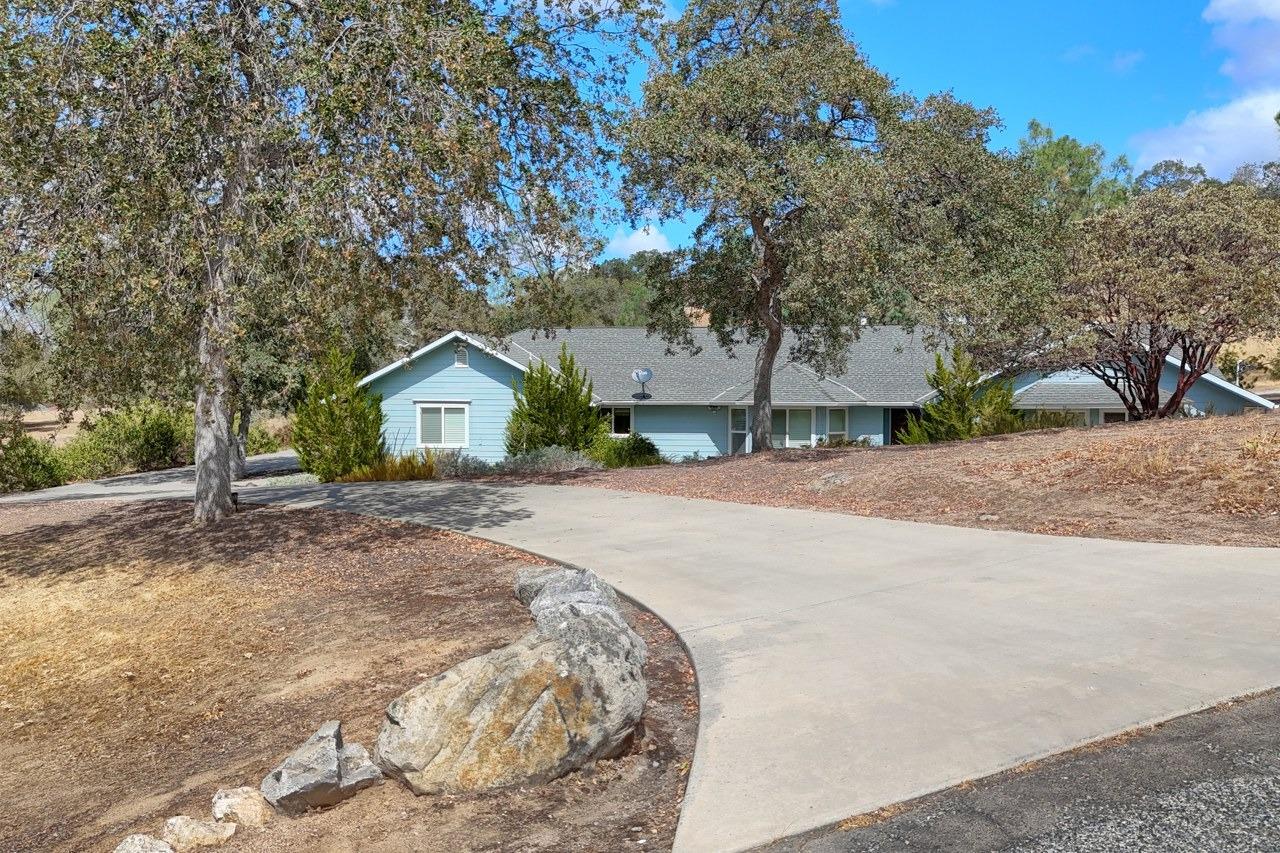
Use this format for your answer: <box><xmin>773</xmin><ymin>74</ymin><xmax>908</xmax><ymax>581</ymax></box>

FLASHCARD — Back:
<box><xmin>1111</xmin><ymin>50</ymin><xmax>1145</xmax><ymax>73</ymax></box>
<box><xmin>1131</xmin><ymin>88</ymin><xmax>1280</xmax><ymax>175</ymax></box>
<box><xmin>604</xmin><ymin>224</ymin><xmax>671</xmax><ymax>257</ymax></box>
<box><xmin>1127</xmin><ymin>3</ymin><xmax>1280</xmax><ymax>175</ymax></box>
<box><xmin>1204</xmin><ymin>0</ymin><xmax>1280</xmax><ymax>83</ymax></box>
<box><xmin>1203</xmin><ymin>0</ymin><xmax>1280</xmax><ymax>22</ymax></box>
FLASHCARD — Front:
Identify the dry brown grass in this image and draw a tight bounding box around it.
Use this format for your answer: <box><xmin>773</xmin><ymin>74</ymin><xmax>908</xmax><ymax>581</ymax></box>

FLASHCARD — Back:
<box><xmin>0</xmin><ymin>500</ymin><xmax>696</xmax><ymax>853</ymax></box>
<box><xmin>562</xmin><ymin>412</ymin><xmax>1280</xmax><ymax>547</ymax></box>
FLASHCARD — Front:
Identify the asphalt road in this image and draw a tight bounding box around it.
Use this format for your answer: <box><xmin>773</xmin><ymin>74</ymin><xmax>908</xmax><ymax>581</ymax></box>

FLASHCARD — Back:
<box><xmin>758</xmin><ymin>688</ymin><xmax>1280</xmax><ymax>853</ymax></box>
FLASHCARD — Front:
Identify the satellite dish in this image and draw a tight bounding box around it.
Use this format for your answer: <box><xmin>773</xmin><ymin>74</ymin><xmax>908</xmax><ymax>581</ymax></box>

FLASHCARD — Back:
<box><xmin>631</xmin><ymin>367</ymin><xmax>653</xmax><ymax>400</ymax></box>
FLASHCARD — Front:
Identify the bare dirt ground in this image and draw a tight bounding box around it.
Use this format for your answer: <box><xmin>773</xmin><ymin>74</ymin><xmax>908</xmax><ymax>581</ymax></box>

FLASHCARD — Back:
<box><xmin>20</xmin><ymin>408</ymin><xmax>85</xmax><ymax>447</ymax></box>
<box><xmin>0</xmin><ymin>500</ymin><xmax>696</xmax><ymax>852</ymax></box>
<box><xmin>559</xmin><ymin>413</ymin><xmax>1280</xmax><ymax>548</ymax></box>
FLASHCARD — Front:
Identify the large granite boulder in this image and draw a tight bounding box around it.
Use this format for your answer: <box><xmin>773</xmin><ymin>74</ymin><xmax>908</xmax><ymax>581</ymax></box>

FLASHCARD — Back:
<box><xmin>260</xmin><ymin>721</ymin><xmax>382</xmax><ymax>815</ymax></box>
<box><xmin>374</xmin><ymin>568</ymin><xmax>646</xmax><ymax>794</ymax></box>
<box><xmin>517</xmin><ymin>566</ymin><xmax>621</xmax><ymax>612</ymax></box>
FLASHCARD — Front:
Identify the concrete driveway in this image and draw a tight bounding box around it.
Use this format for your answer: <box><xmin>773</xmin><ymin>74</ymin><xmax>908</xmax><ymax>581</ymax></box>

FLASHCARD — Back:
<box><xmin>6</xmin><ymin>471</ymin><xmax>1280</xmax><ymax>852</ymax></box>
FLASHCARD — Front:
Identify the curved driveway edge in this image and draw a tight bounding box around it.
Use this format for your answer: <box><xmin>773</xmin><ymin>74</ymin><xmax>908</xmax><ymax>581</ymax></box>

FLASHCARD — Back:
<box><xmin>6</xmin><ymin>474</ymin><xmax>1280</xmax><ymax>852</ymax></box>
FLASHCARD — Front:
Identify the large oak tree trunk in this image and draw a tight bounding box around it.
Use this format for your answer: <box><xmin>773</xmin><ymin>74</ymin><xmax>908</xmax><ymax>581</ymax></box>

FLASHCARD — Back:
<box><xmin>194</xmin><ymin>118</ymin><xmax>250</xmax><ymax>523</ymax></box>
<box><xmin>194</xmin><ymin>301</ymin><xmax>235</xmax><ymax>524</ymax></box>
<box><xmin>749</xmin><ymin>216</ymin><xmax>784</xmax><ymax>452</ymax></box>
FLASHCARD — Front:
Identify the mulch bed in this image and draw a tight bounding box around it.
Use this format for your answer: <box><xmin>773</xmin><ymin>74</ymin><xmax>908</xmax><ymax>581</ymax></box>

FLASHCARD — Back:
<box><xmin>0</xmin><ymin>500</ymin><xmax>697</xmax><ymax>852</ymax></box>
<box><xmin>548</xmin><ymin>413</ymin><xmax>1280</xmax><ymax>548</ymax></box>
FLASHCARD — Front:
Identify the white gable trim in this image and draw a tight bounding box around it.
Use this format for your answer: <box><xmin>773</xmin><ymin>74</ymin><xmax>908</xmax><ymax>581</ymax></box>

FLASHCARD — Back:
<box><xmin>358</xmin><ymin>331</ymin><xmax>528</xmax><ymax>387</ymax></box>
<box><xmin>1162</xmin><ymin>354</ymin><xmax>1276</xmax><ymax>410</ymax></box>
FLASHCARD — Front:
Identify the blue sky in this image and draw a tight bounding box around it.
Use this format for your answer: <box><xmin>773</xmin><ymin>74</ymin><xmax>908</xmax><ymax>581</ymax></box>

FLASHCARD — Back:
<box><xmin>604</xmin><ymin>0</ymin><xmax>1280</xmax><ymax>256</ymax></box>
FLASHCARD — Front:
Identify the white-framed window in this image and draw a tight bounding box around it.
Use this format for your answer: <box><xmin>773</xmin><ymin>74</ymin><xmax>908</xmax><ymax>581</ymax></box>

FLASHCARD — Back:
<box><xmin>1101</xmin><ymin>410</ymin><xmax>1128</xmax><ymax>424</ymax></box>
<box><xmin>769</xmin><ymin>408</ymin><xmax>815</xmax><ymax>449</ymax></box>
<box><xmin>417</xmin><ymin>402</ymin><xmax>469</xmax><ymax>448</ymax></box>
<box><xmin>730</xmin><ymin>407</ymin><xmax>749</xmax><ymax>454</ymax></box>
<box><xmin>598</xmin><ymin>406</ymin><xmax>633</xmax><ymax>436</ymax></box>
<box><xmin>453</xmin><ymin>345</ymin><xmax>468</xmax><ymax>368</ymax></box>
<box><xmin>827</xmin><ymin>408</ymin><xmax>847</xmax><ymax>443</ymax></box>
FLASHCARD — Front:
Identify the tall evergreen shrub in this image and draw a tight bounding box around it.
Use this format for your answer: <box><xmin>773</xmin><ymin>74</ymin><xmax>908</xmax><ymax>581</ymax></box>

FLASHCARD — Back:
<box><xmin>505</xmin><ymin>344</ymin><xmax>605</xmax><ymax>454</ymax></box>
<box><xmin>293</xmin><ymin>348</ymin><xmax>385</xmax><ymax>482</ymax></box>
<box><xmin>898</xmin><ymin>350</ymin><xmax>1023</xmax><ymax>444</ymax></box>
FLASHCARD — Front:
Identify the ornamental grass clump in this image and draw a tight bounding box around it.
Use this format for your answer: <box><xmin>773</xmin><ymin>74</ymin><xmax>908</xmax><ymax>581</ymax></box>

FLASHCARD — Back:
<box><xmin>338</xmin><ymin>450</ymin><xmax>437</xmax><ymax>483</ymax></box>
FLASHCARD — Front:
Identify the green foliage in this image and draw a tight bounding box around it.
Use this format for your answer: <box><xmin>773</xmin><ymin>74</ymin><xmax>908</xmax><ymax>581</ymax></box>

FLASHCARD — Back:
<box><xmin>505</xmin><ymin>344</ymin><xmax>605</xmax><ymax>455</ymax></box>
<box><xmin>0</xmin><ymin>327</ymin><xmax>49</xmax><ymax>419</ymax></box>
<box><xmin>1136</xmin><ymin>159</ymin><xmax>1207</xmax><ymax>195</ymax></box>
<box><xmin>816</xmin><ymin>435</ymin><xmax>872</xmax><ymax>449</ymax></box>
<box><xmin>500</xmin><ymin>446</ymin><xmax>603</xmax><ymax>474</ymax></box>
<box><xmin>897</xmin><ymin>351</ymin><xmax>1024</xmax><ymax>444</ymax></box>
<box><xmin>501</xmin><ymin>254</ymin><xmax>661</xmax><ymax>330</ymax></box>
<box><xmin>622</xmin><ymin>0</ymin><xmax>1053</xmax><ymax>448</ymax></box>
<box><xmin>1218</xmin><ymin>348</ymin><xmax>1258</xmax><ymax>389</ymax></box>
<box><xmin>338</xmin><ymin>450</ymin><xmax>437</xmax><ymax>483</ymax></box>
<box><xmin>1022</xmin><ymin>410</ymin><xmax>1088</xmax><ymax>430</ymax></box>
<box><xmin>0</xmin><ymin>424</ymin><xmax>66</xmax><ymax>492</ymax></box>
<box><xmin>58</xmin><ymin>403</ymin><xmax>196</xmax><ymax>480</ymax></box>
<box><xmin>293</xmin><ymin>349</ymin><xmax>385</xmax><ymax>483</ymax></box>
<box><xmin>1019</xmin><ymin>119</ymin><xmax>1132</xmax><ymax>220</ymax></box>
<box><xmin>588</xmin><ymin>431</ymin><xmax>663</xmax><ymax>468</ymax></box>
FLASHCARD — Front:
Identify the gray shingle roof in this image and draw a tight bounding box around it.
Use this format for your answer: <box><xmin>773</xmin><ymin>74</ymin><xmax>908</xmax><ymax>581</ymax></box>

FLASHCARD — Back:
<box><xmin>1012</xmin><ymin>378</ymin><xmax>1171</xmax><ymax>410</ymax></box>
<box><xmin>502</xmin><ymin>326</ymin><xmax>939</xmax><ymax>405</ymax></box>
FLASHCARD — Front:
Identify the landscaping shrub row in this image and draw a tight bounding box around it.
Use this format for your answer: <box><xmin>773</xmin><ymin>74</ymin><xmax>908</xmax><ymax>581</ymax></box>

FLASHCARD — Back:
<box><xmin>0</xmin><ymin>403</ymin><xmax>282</xmax><ymax>493</ymax></box>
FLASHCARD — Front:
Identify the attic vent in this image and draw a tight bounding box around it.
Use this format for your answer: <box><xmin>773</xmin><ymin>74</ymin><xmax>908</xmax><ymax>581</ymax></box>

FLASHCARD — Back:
<box><xmin>454</xmin><ymin>340</ymin><xmax>468</xmax><ymax>368</ymax></box>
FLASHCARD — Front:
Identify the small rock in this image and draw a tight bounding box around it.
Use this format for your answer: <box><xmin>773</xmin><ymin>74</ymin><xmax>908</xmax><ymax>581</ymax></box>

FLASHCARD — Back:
<box><xmin>260</xmin><ymin>720</ymin><xmax>380</xmax><ymax>815</ymax></box>
<box><xmin>160</xmin><ymin>816</ymin><xmax>235</xmax><ymax>851</ymax></box>
<box><xmin>338</xmin><ymin>742</ymin><xmax>384</xmax><ymax>795</ymax></box>
<box><xmin>211</xmin><ymin>787</ymin><xmax>273</xmax><ymax>828</ymax></box>
<box><xmin>809</xmin><ymin>471</ymin><xmax>855</xmax><ymax>491</ymax></box>
<box><xmin>114</xmin><ymin>835</ymin><xmax>174</xmax><ymax>853</ymax></box>
<box><xmin>977</xmin><ymin>513</ymin><xmax>1001</xmax><ymax>522</ymax></box>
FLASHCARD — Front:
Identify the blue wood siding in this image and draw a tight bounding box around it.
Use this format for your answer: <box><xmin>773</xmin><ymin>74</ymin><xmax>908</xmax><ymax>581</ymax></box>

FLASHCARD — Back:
<box><xmin>367</xmin><ymin>343</ymin><xmax>522</xmax><ymax>463</ymax></box>
<box><xmin>1160</xmin><ymin>369</ymin><xmax>1260</xmax><ymax>415</ymax></box>
<box><xmin>849</xmin><ymin>406</ymin><xmax>887</xmax><ymax>445</ymax></box>
<box><xmin>633</xmin><ymin>405</ymin><xmax>729</xmax><ymax>460</ymax></box>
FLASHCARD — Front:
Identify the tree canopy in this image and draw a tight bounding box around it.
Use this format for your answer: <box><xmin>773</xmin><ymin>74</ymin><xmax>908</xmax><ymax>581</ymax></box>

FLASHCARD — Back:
<box><xmin>500</xmin><ymin>253</ymin><xmax>663</xmax><ymax>330</ymax></box>
<box><xmin>1</xmin><ymin>0</ymin><xmax>654</xmax><ymax>520</ymax></box>
<box><xmin>1047</xmin><ymin>181</ymin><xmax>1280</xmax><ymax>418</ymax></box>
<box><xmin>622</xmin><ymin>0</ymin><xmax>1049</xmax><ymax>448</ymax></box>
<box><xmin>1018</xmin><ymin>119</ymin><xmax>1132</xmax><ymax>221</ymax></box>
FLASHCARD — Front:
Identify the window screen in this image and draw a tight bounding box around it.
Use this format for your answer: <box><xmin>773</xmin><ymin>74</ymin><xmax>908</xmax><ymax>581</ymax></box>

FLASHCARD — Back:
<box><xmin>419</xmin><ymin>405</ymin><xmax>467</xmax><ymax>447</ymax></box>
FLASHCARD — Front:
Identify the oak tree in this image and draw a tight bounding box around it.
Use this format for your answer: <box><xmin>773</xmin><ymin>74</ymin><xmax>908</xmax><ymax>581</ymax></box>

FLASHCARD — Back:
<box><xmin>622</xmin><ymin>0</ymin><xmax>1050</xmax><ymax>449</ymax></box>
<box><xmin>1</xmin><ymin>0</ymin><xmax>651</xmax><ymax>521</ymax></box>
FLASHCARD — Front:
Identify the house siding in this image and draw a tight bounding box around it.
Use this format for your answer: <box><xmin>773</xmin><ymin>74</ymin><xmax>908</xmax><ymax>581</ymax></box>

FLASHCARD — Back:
<box><xmin>633</xmin><ymin>405</ymin><xmax>730</xmax><ymax>460</ymax></box>
<box><xmin>367</xmin><ymin>342</ymin><xmax>522</xmax><ymax>463</ymax></box>
<box><xmin>849</xmin><ymin>406</ymin><xmax>887</xmax><ymax>446</ymax></box>
<box><xmin>1160</xmin><ymin>369</ymin><xmax>1258</xmax><ymax>415</ymax></box>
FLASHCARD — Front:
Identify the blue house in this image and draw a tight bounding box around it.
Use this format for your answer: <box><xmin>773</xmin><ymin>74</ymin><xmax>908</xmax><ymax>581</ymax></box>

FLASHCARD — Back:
<box><xmin>358</xmin><ymin>327</ymin><xmax>1275</xmax><ymax>462</ymax></box>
